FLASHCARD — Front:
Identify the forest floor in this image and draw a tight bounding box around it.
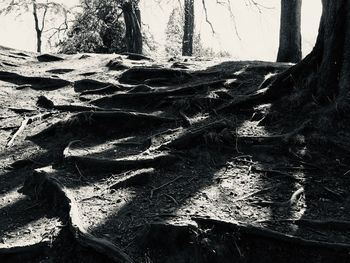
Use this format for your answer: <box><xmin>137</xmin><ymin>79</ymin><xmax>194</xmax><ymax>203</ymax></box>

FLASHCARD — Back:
<box><xmin>1</xmin><ymin>46</ymin><xmax>350</xmax><ymax>262</ymax></box>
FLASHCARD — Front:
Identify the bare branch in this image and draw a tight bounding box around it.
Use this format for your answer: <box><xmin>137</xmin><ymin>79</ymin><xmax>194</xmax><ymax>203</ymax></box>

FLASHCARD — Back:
<box><xmin>201</xmin><ymin>0</ymin><xmax>215</xmax><ymax>35</ymax></box>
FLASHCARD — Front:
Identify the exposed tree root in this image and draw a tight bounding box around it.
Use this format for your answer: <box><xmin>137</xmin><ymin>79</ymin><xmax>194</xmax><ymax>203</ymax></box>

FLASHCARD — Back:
<box><xmin>161</xmin><ymin>120</ymin><xmax>230</xmax><ymax>150</ymax></box>
<box><xmin>37</xmin><ymin>54</ymin><xmax>64</xmax><ymax>62</ymax></box>
<box><xmin>216</xmin><ymin>88</ymin><xmax>271</xmax><ymax>113</ymax></box>
<box><xmin>119</xmin><ymin>67</ymin><xmax>192</xmax><ymax>85</ymax></box>
<box><xmin>80</xmin><ymin>84</ymin><xmax>154</xmax><ymax>97</ymax></box>
<box><xmin>46</xmin><ymin>68</ymin><xmax>75</xmax><ymax>74</ymax></box>
<box><xmin>8</xmin><ymin>107</ymin><xmax>36</xmax><ymax>113</ymax></box>
<box><xmin>192</xmin><ymin>217</ymin><xmax>350</xmax><ymax>251</ymax></box>
<box><xmin>109</xmin><ymin>168</ymin><xmax>154</xmax><ymax>189</ymax></box>
<box><xmin>0</xmin><ymin>242</ymin><xmax>51</xmax><ymax>262</ymax></box>
<box><xmin>171</xmin><ymin>62</ymin><xmax>189</xmax><ymax>69</ymax></box>
<box><xmin>257</xmin><ymin>218</ymin><xmax>350</xmax><ymax>231</ymax></box>
<box><xmin>37</xmin><ymin>95</ymin><xmax>113</xmax><ymax>112</ymax></box>
<box><xmin>12</xmin><ymin>52</ymin><xmax>30</xmax><ymax>58</ymax></box>
<box><xmin>217</xmin><ymin>52</ymin><xmax>316</xmax><ymax>114</ymax></box>
<box><xmin>19</xmin><ymin>169</ymin><xmax>135</xmax><ymax>263</ymax></box>
<box><xmin>80</xmin><ymin>85</ymin><xmax>121</xmax><ymax>96</ymax></box>
<box><xmin>9</xmin><ymin>158</ymin><xmax>45</xmax><ymax>170</ymax></box>
<box><xmin>107</xmin><ymin>59</ymin><xmax>129</xmax><ymax>70</ymax></box>
<box><xmin>160</xmin><ymin>95</ymin><xmax>226</xmax><ymax>112</ymax></box>
<box><xmin>142</xmin><ymin>220</ymin><xmax>350</xmax><ymax>263</ymax></box>
<box><xmin>122</xmin><ymin>52</ymin><xmax>153</xmax><ymax>61</ymax></box>
<box><xmin>90</xmin><ymin>79</ymin><xmax>225</xmax><ymax>109</ymax></box>
<box><xmin>128</xmin><ymin>84</ymin><xmax>154</xmax><ymax>93</ymax></box>
<box><xmin>32</xmin><ymin>111</ymin><xmax>177</xmax><ymax>137</ymax></box>
<box><xmin>66</xmin><ymin>154</ymin><xmax>177</xmax><ymax>175</ymax></box>
<box><xmin>74</xmin><ymin>79</ymin><xmax>113</xmax><ymax>92</ymax></box>
<box><xmin>0</xmin><ymin>71</ymin><xmax>71</xmax><ymax>90</ymax></box>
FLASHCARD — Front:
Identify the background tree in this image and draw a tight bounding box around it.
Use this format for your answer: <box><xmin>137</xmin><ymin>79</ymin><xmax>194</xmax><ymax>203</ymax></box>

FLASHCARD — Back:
<box><xmin>182</xmin><ymin>0</ymin><xmax>194</xmax><ymax>56</ymax></box>
<box><xmin>165</xmin><ymin>7</ymin><xmax>226</xmax><ymax>58</ymax></box>
<box><xmin>121</xmin><ymin>0</ymin><xmax>142</xmax><ymax>54</ymax></box>
<box><xmin>59</xmin><ymin>0</ymin><xmax>125</xmax><ymax>54</ymax></box>
<box><xmin>276</xmin><ymin>0</ymin><xmax>302</xmax><ymax>63</ymax></box>
<box><xmin>0</xmin><ymin>0</ymin><xmax>68</xmax><ymax>53</ymax></box>
<box><xmin>236</xmin><ymin>0</ymin><xmax>350</xmax><ymax>133</ymax></box>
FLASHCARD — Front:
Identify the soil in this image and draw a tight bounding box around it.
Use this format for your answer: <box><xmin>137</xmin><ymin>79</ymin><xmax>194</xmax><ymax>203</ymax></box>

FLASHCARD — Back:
<box><xmin>1</xmin><ymin>46</ymin><xmax>350</xmax><ymax>262</ymax></box>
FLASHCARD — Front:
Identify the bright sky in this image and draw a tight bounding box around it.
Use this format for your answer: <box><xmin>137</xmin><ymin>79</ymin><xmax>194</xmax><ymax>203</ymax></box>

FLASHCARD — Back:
<box><xmin>0</xmin><ymin>0</ymin><xmax>322</xmax><ymax>61</ymax></box>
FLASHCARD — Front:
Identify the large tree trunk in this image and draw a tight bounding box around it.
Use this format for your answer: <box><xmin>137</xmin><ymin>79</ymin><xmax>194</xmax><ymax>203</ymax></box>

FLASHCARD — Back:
<box><xmin>276</xmin><ymin>0</ymin><xmax>302</xmax><ymax>63</ymax></box>
<box><xmin>286</xmin><ymin>0</ymin><xmax>350</xmax><ymax>104</ymax></box>
<box><xmin>182</xmin><ymin>0</ymin><xmax>194</xmax><ymax>56</ymax></box>
<box><xmin>267</xmin><ymin>0</ymin><xmax>350</xmax><ymax>129</ymax></box>
<box><xmin>122</xmin><ymin>1</ymin><xmax>143</xmax><ymax>54</ymax></box>
<box><xmin>224</xmin><ymin>0</ymin><xmax>350</xmax><ymax>130</ymax></box>
<box><xmin>271</xmin><ymin>0</ymin><xmax>349</xmax><ymax>102</ymax></box>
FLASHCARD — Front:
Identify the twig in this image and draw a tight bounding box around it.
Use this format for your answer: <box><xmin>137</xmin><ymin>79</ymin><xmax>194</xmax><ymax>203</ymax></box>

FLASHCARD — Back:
<box><xmin>179</xmin><ymin>110</ymin><xmax>192</xmax><ymax>127</ymax></box>
<box><xmin>323</xmin><ymin>187</ymin><xmax>344</xmax><ymax>201</ymax></box>
<box><xmin>233</xmin><ymin>184</ymin><xmax>281</xmax><ymax>202</ymax></box>
<box><xmin>63</xmin><ymin>140</ymin><xmax>82</xmax><ymax>158</ymax></box>
<box><xmin>75</xmin><ymin>162</ymin><xmax>86</xmax><ymax>181</ymax></box>
<box><xmin>344</xmin><ymin>169</ymin><xmax>350</xmax><ymax>176</ymax></box>
<box><xmin>162</xmin><ymin>194</ymin><xmax>179</xmax><ymax>205</ymax></box>
<box><xmin>7</xmin><ymin>118</ymin><xmax>30</xmax><ymax>148</ymax></box>
<box><xmin>150</xmin><ymin>176</ymin><xmax>183</xmax><ymax>198</ymax></box>
<box><xmin>6</xmin><ymin>113</ymin><xmax>51</xmax><ymax>148</ymax></box>
<box><xmin>80</xmin><ymin>195</ymin><xmax>111</xmax><ymax>202</ymax></box>
<box><xmin>254</xmin><ymin>188</ymin><xmax>304</xmax><ymax>207</ymax></box>
<box><xmin>251</xmin><ymin>166</ymin><xmax>298</xmax><ymax>180</ymax></box>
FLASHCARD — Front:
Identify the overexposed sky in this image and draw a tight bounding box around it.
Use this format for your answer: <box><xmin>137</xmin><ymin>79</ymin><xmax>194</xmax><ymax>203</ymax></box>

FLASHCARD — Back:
<box><xmin>0</xmin><ymin>0</ymin><xmax>322</xmax><ymax>61</ymax></box>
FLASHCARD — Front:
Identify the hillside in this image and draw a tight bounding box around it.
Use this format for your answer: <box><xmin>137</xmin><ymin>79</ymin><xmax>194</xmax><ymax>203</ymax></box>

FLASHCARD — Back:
<box><xmin>0</xmin><ymin>48</ymin><xmax>350</xmax><ymax>262</ymax></box>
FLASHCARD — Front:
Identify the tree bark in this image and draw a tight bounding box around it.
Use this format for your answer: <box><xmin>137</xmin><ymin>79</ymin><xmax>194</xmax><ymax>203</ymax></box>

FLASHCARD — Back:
<box><xmin>182</xmin><ymin>0</ymin><xmax>194</xmax><ymax>56</ymax></box>
<box><xmin>122</xmin><ymin>1</ymin><xmax>143</xmax><ymax>54</ymax></box>
<box><xmin>277</xmin><ymin>0</ymin><xmax>302</xmax><ymax>63</ymax></box>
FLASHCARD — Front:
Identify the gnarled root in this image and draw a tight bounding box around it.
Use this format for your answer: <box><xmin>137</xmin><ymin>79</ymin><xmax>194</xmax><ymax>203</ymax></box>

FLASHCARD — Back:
<box><xmin>66</xmin><ymin>154</ymin><xmax>178</xmax><ymax>175</ymax></box>
<box><xmin>19</xmin><ymin>169</ymin><xmax>134</xmax><ymax>263</ymax></box>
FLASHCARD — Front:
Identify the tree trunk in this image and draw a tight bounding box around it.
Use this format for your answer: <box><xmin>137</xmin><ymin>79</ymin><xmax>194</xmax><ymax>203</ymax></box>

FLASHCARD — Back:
<box><xmin>32</xmin><ymin>0</ymin><xmax>42</xmax><ymax>53</ymax></box>
<box><xmin>36</xmin><ymin>31</ymin><xmax>42</xmax><ymax>53</ymax></box>
<box><xmin>182</xmin><ymin>0</ymin><xmax>194</xmax><ymax>56</ymax></box>
<box><xmin>257</xmin><ymin>0</ymin><xmax>350</xmax><ymax>129</ymax></box>
<box><xmin>277</xmin><ymin>0</ymin><xmax>302</xmax><ymax>63</ymax></box>
<box><xmin>122</xmin><ymin>1</ymin><xmax>143</xmax><ymax>54</ymax></box>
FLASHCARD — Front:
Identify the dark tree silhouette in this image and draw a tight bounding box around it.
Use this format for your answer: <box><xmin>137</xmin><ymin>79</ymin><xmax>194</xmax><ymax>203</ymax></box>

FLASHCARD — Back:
<box><xmin>122</xmin><ymin>0</ymin><xmax>142</xmax><ymax>54</ymax></box>
<box><xmin>182</xmin><ymin>0</ymin><xmax>194</xmax><ymax>56</ymax></box>
<box><xmin>274</xmin><ymin>0</ymin><xmax>350</xmax><ymax>107</ymax></box>
<box><xmin>277</xmin><ymin>0</ymin><xmax>302</xmax><ymax>63</ymax></box>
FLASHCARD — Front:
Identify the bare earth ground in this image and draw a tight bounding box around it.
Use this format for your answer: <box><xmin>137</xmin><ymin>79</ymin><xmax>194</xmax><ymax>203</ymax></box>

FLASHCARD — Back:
<box><xmin>1</xmin><ymin>46</ymin><xmax>350</xmax><ymax>262</ymax></box>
